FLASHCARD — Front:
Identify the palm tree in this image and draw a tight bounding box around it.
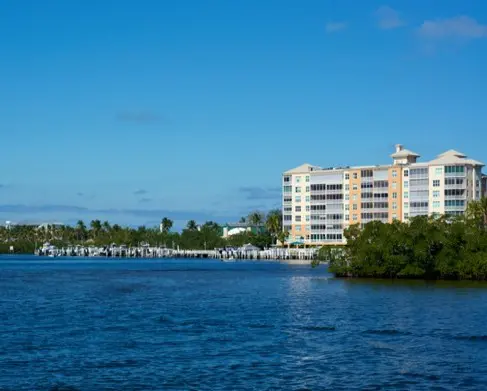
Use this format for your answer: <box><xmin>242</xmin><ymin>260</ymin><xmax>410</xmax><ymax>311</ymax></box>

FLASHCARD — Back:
<box><xmin>161</xmin><ymin>217</ymin><xmax>173</xmax><ymax>233</ymax></box>
<box><xmin>239</xmin><ymin>216</ymin><xmax>246</xmax><ymax>223</ymax></box>
<box><xmin>102</xmin><ymin>221</ymin><xmax>111</xmax><ymax>233</ymax></box>
<box><xmin>76</xmin><ymin>220</ymin><xmax>87</xmax><ymax>242</ymax></box>
<box><xmin>186</xmin><ymin>220</ymin><xmax>198</xmax><ymax>231</ymax></box>
<box><xmin>247</xmin><ymin>211</ymin><xmax>264</xmax><ymax>226</ymax></box>
<box><xmin>90</xmin><ymin>220</ymin><xmax>102</xmax><ymax>239</ymax></box>
<box><xmin>266</xmin><ymin>209</ymin><xmax>282</xmax><ymax>244</ymax></box>
<box><xmin>277</xmin><ymin>230</ymin><xmax>289</xmax><ymax>247</ymax></box>
<box><xmin>467</xmin><ymin>197</ymin><xmax>487</xmax><ymax>230</ymax></box>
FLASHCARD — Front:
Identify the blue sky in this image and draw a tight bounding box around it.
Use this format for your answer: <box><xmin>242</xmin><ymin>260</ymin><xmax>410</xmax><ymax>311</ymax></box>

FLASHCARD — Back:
<box><xmin>1</xmin><ymin>0</ymin><xmax>486</xmax><ymax>229</ymax></box>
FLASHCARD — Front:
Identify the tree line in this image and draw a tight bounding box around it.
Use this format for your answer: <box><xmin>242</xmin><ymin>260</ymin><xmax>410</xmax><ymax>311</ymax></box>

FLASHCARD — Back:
<box><xmin>315</xmin><ymin>198</ymin><xmax>487</xmax><ymax>280</ymax></box>
<box><xmin>0</xmin><ymin>210</ymin><xmax>289</xmax><ymax>254</ymax></box>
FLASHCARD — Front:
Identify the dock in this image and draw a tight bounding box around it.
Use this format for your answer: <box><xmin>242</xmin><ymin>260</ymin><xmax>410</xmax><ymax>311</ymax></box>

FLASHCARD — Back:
<box><xmin>35</xmin><ymin>243</ymin><xmax>318</xmax><ymax>262</ymax></box>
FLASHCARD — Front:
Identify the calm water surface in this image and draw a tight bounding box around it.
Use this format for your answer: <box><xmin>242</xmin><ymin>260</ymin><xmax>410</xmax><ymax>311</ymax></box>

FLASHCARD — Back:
<box><xmin>1</xmin><ymin>256</ymin><xmax>487</xmax><ymax>390</ymax></box>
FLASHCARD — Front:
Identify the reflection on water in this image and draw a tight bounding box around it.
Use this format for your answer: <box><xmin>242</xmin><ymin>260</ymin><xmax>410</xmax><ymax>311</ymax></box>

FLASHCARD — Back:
<box><xmin>1</xmin><ymin>256</ymin><xmax>487</xmax><ymax>390</ymax></box>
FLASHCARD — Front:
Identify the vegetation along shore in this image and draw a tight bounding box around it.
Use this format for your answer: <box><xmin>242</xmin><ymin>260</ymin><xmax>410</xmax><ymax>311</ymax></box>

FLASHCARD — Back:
<box><xmin>313</xmin><ymin>198</ymin><xmax>487</xmax><ymax>280</ymax></box>
<box><xmin>3</xmin><ymin>199</ymin><xmax>487</xmax><ymax>281</ymax></box>
<box><xmin>0</xmin><ymin>210</ymin><xmax>288</xmax><ymax>254</ymax></box>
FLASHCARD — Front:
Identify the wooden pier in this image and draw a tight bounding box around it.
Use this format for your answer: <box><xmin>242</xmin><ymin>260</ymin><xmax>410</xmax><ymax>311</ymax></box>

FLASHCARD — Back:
<box><xmin>36</xmin><ymin>244</ymin><xmax>318</xmax><ymax>262</ymax></box>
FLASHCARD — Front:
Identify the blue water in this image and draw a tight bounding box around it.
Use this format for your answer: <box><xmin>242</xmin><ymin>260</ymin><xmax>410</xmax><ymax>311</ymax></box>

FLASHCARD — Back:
<box><xmin>1</xmin><ymin>256</ymin><xmax>487</xmax><ymax>390</ymax></box>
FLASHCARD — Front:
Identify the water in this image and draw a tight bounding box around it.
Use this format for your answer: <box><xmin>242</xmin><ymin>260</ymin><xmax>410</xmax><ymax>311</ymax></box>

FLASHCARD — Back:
<box><xmin>1</xmin><ymin>256</ymin><xmax>487</xmax><ymax>390</ymax></box>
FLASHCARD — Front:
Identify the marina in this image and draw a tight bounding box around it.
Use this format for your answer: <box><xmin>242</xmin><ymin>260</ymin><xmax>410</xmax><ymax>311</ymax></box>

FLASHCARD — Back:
<box><xmin>35</xmin><ymin>242</ymin><xmax>318</xmax><ymax>261</ymax></box>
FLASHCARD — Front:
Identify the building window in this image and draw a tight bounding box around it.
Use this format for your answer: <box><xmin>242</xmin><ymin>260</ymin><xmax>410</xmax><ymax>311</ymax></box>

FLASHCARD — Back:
<box><xmin>345</xmin><ymin>204</ymin><xmax>350</xmax><ymax>211</ymax></box>
<box><xmin>305</xmin><ymin>186</ymin><xmax>310</xmax><ymax>193</ymax></box>
<box><xmin>404</xmin><ymin>170</ymin><xmax>409</xmax><ymax>177</ymax></box>
<box><xmin>295</xmin><ymin>196</ymin><xmax>301</xmax><ymax>202</ymax></box>
<box><xmin>392</xmin><ymin>213</ymin><xmax>397</xmax><ymax>220</ymax></box>
<box><xmin>305</xmin><ymin>176</ymin><xmax>309</xmax><ymax>182</ymax></box>
<box><xmin>283</xmin><ymin>186</ymin><xmax>292</xmax><ymax>193</ymax></box>
<box><xmin>352</xmin><ymin>194</ymin><xmax>357</xmax><ymax>201</ymax></box>
<box><xmin>392</xmin><ymin>192</ymin><xmax>397</xmax><ymax>199</ymax></box>
<box><xmin>352</xmin><ymin>214</ymin><xmax>358</xmax><ymax>221</ymax></box>
<box><xmin>295</xmin><ymin>206</ymin><xmax>301</xmax><ymax>212</ymax></box>
<box><xmin>306</xmin><ymin>205</ymin><xmax>310</xmax><ymax>212</ymax></box>
<box><xmin>392</xmin><ymin>182</ymin><xmax>397</xmax><ymax>189</ymax></box>
<box><xmin>306</xmin><ymin>225</ymin><xmax>310</xmax><ymax>232</ymax></box>
<box><xmin>392</xmin><ymin>202</ymin><xmax>397</xmax><ymax>210</ymax></box>
<box><xmin>345</xmin><ymin>173</ymin><xmax>349</xmax><ymax>180</ymax></box>
<box><xmin>352</xmin><ymin>184</ymin><xmax>358</xmax><ymax>191</ymax></box>
<box><xmin>404</xmin><ymin>181</ymin><xmax>409</xmax><ymax>188</ymax></box>
<box><xmin>345</xmin><ymin>184</ymin><xmax>349</xmax><ymax>191</ymax></box>
<box><xmin>296</xmin><ymin>176</ymin><xmax>301</xmax><ymax>183</ymax></box>
<box><xmin>295</xmin><ymin>216</ymin><xmax>301</xmax><ymax>222</ymax></box>
<box><xmin>345</xmin><ymin>214</ymin><xmax>349</xmax><ymax>221</ymax></box>
<box><xmin>296</xmin><ymin>226</ymin><xmax>301</xmax><ymax>232</ymax></box>
<box><xmin>404</xmin><ymin>213</ymin><xmax>409</xmax><ymax>219</ymax></box>
<box><xmin>305</xmin><ymin>195</ymin><xmax>310</xmax><ymax>202</ymax></box>
<box><xmin>306</xmin><ymin>215</ymin><xmax>310</xmax><ymax>222</ymax></box>
<box><xmin>353</xmin><ymin>204</ymin><xmax>357</xmax><ymax>210</ymax></box>
<box><xmin>433</xmin><ymin>201</ymin><xmax>440</xmax><ymax>208</ymax></box>
<box><xmin>284</xmin><ymin>176</ymin><xmax>291</xmax><ymax>183</ymax></box>
<box><xmin>435</xmin><ymin>167</ymin><xmax>443</xmax><ymax>175</ymax></box>
<box><xmin>404</xmin><ymin>202</ymin><xmax>408</xmax><ymax>209</ymax></box>
<box><xmin>295</xmin><ymin>187</ymin><xmax>301</xmax><ymax>193</ymax></box>
<box><xmin>353</xmin><ymin>173</ymin><xmax>358</xmax><ymax>179</ymax></box>
<box><xmin>392</xmin><ymin>170</ymin><xmax>397</xmax><ymax>178</ymax></box>
<box><xmin>345</xmin><ymin>194</ymin><xmax>350</xmax><ymax>201</ymax></box>
<box><xmin>433</xmin><ymin>180</ymin><xmax>440</xmax><ymax>187</ymax></box>
<box><xmin>433</xmin><ymin>190</ymin><xmax>440</xmax><ymax>198</ymax></box>
<box><xmin>445</xmin><ymin>166</ymin><xmax>465</xmax><ymax>174</ymax></box>
<box><xmin>404</xmin><ymin>192</ymin><xmax>408</xmax><ymax>199</ymax></box>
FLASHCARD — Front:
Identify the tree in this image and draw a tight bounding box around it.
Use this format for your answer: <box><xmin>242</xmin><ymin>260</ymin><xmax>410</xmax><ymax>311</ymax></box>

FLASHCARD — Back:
<box><xmin>467</xmin><ymin>197</ymin><xmax>487</xmax><ymax>231</ymax></box>
<box><xmin>186</xmin><ymin>220</ymin><xmax>198</xmax><ymax>231</ymax></box>
<box><xmin>102</xmin><ymin>221</ymin><xmax>111</xmax><ymax>233</ymax></box>
<box><xmin>247</xmin><ymin>211</ymin><xmax>264</xmax><ymax>226</ymax></box>
<box><xmin>161</xmin><ymin>217</ymin><xmax>173</xmax><ymax>233</ymax></box>
<box><xmin>90</xmin><ymin>220</ymin><xmax>102</xmax><ymax>239</ymax></box>
<box><xmin>76</xmin><ymin>220</ymin><xmax>87</xmax><ymax>242</ymax></box>
<box><xmin>277</xmin><ymin>230</ymin><xmax>289</xmax><ymax>247</ymax></box>
<box><xmin>265</xmin><ymin>209</ymin><xmax>282</xmax><ymax>243</ymax></box>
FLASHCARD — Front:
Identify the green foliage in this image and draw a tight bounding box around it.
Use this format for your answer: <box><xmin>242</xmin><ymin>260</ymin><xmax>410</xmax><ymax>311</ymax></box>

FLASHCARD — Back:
<box><xmin>0</xmin><ymin>216</ymin><xmax>274</xmax><ymax>253</ymax></box>
<box><xmin>316</xmin><ymin>200</ymin><xmax>487</xmax><ymax>280</ymax></box>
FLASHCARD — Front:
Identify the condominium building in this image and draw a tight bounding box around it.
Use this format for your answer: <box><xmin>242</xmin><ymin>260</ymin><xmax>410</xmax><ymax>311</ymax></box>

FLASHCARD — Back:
<box><xmin>282</xmin><ymin>145</ymin><xmax>485</xmax><ymax>245</ymax></box>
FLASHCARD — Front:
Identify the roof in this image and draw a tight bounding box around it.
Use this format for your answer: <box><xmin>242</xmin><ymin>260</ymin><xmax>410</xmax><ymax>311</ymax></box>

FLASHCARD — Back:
<box><xmin>390</xmin><ymin>148</ymin><xmax>420</xmax><ymax>158</ymax></box>
<box><xmin>284</xmin><ymin>163</ymin><xmax>321</xmax><ymax>175</ymax></box>
<box><xmin>438</xmin><ymin>149</ymin><xmax>466</xmax><ymax>158</ymax></box>
<box><xmin>428</xmin><ymin>150</ymin><xmax>484</xmax><ymax>166</ymax></box>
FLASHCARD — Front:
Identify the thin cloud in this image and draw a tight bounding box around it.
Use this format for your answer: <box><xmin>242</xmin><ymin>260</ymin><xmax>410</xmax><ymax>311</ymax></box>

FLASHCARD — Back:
<box><xmin>326</xmin><ymin>22</ymin><xmax>348</xmax><ymax>33</ymax></box>
<box><xmin>76</xmin><ymin>192</ymin><xmax>84</xmax><ymax>197</ymax></box>
<box><xmin>117</xmin><ymin>111</ymin><xmax>162</xmax><ymax>124</ymax></box>
<box><xmin>239</xmin><ymin>186</ymin><xmax>281</xmax><ymax>201</ymax></box>
<box><xmin>375</xmin><ymin>6</ymin><xmax>405</xmax><ymax>29</ymax></box>
<box><xmin>0</xmin><ymin>204</ymin><xmax>238</xmax><ymax>223</ymax></box>
<box><xmin>138</xmin><ymin>198</ymin><xmax>152</xmax><ymax>204</ymax></box>
<box><xmin>134</xmin><ymin>189</ymin><xmax>148</xmax><ymax>196</ymax></box>
<box><xmin>417</xmin><ymin>16</ymin><xmax>487</xmax><ymax>40</ymax></box>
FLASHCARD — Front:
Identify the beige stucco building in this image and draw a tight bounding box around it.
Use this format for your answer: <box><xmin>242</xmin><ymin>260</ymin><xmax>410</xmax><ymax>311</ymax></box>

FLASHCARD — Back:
<box><xmin>282</xmin><ymin>145</ymin><xmax>485</xmax><ymax>245</ymax></box>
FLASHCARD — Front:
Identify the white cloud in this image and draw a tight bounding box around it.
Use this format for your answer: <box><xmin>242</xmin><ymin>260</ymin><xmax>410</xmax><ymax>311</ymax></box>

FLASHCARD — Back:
<box><xmin>325</xmin><ymin>22</ymin><xmax>348</xmax><ymax>33</ymax></box>
<box><xmin>375</xmin><ymin>6</ymin><xmax>405</xmax><ymax>29</ymax></box>
<box><xmin>417</xmin><ymin>16</ymin><xmax>487</xmax><ymax>40</ymax></box>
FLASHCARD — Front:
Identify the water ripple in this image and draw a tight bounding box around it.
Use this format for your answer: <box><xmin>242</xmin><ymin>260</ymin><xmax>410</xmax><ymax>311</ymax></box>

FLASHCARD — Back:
<box><xmin>1</xmin><ymin>256</ymin><xmax>487</xmax><ymax>390</ymax></box>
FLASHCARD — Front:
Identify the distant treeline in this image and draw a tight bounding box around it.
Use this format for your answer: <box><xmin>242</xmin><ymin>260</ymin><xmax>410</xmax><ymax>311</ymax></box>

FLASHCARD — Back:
<box><xmin>315</xmin><ymin>198</ymin><xmax>487</xmax><ymax>281</ymax></box>
<box><xmin>0</xmin><ymin>210</ymin><xmax>288</xmax><ymax>254</ymax></box>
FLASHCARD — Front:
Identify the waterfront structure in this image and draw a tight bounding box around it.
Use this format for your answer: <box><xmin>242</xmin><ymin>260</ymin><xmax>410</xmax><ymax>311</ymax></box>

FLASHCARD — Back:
<box><xmin>221</xmin><ymin>222</ymin><xmax>266</xmax><ymax>238</ymax></box>
<box><xmin>282</xmin><ymin>145</ymin><xmax>485</xmax><ymax>245</ymax></box>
